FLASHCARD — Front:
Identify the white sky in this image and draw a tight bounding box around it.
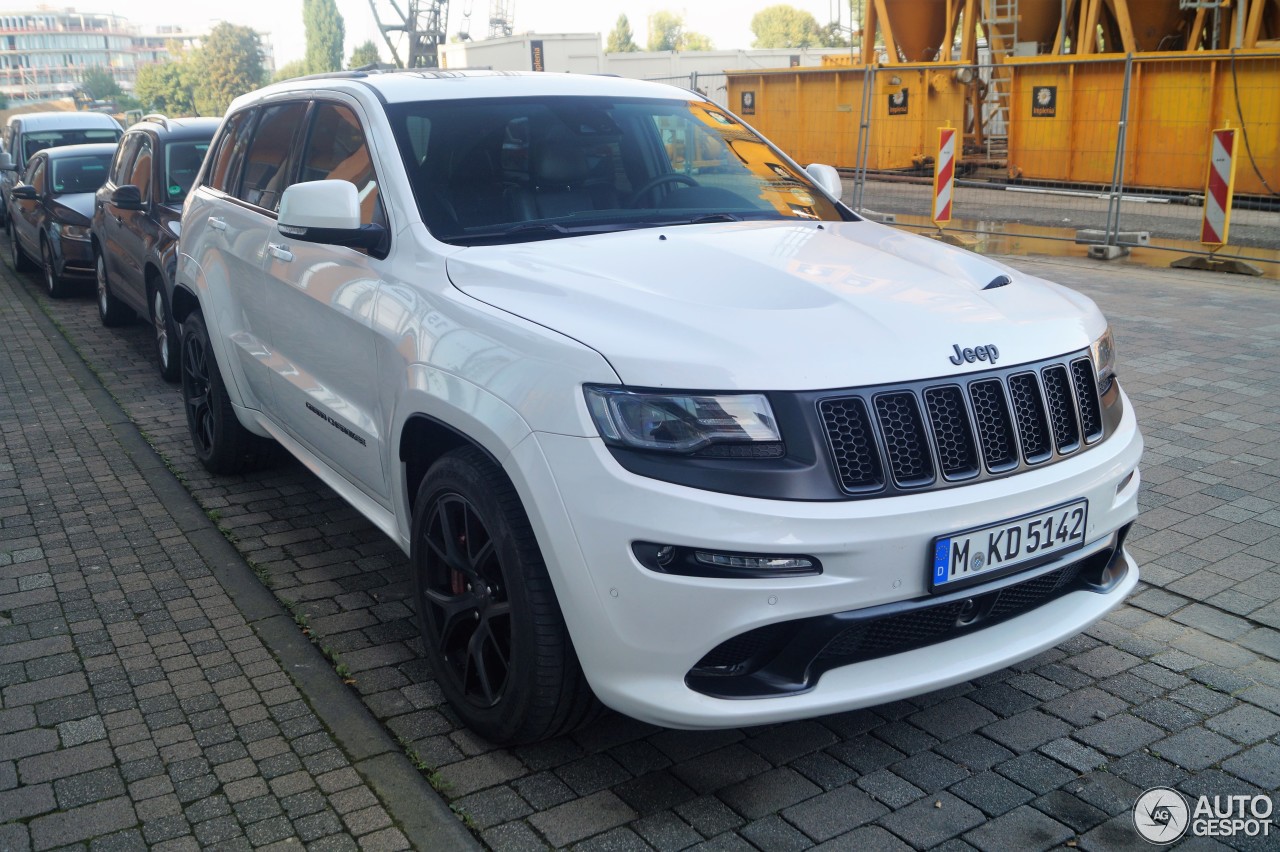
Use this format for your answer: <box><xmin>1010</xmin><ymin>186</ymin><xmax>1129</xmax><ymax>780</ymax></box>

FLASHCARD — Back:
<box><xmin>1</xmin><ymin>1</ymin><xmax>854</xmax><ymax>65</ymax></box>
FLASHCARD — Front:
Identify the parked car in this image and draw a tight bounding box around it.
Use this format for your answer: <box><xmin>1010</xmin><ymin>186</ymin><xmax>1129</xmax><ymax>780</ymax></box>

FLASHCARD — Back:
<box><xmin>174</xmin><ymin>70</ymin><xmax>1142</xmax><ymax>744</ymax></box>
<box><xmin>93</xmin><ymin>115</ymin><xmax>220</xmax><ymax>381</ymax></box>
<box><xmin>8</xmin><ymin>143</ymin><xmax>115</xmax><ymax>297</ymax></box>
<box><xmin>0</xmin><ymin>111</ymin><xmax>122</xmax><ymax>230</ymax></box>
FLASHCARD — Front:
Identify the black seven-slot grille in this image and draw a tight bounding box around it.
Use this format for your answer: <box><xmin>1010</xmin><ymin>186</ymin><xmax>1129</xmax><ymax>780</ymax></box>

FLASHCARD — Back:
<box><xmin>819</xmin><ymin>352</ymin><xmax>1105</xmax><ymax>494</ymax></box>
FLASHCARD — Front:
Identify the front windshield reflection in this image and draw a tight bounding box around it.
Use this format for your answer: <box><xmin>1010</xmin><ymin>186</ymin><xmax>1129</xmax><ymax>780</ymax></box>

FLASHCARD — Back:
<box><xmin>386</xmin><ymin>95</ymin><xmax>851</xmax><ymax>245</ymax></box>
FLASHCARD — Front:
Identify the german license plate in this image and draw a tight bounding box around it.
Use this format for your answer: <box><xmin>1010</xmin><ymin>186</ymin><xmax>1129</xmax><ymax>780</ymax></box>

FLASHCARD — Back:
<box><xmin>931</xmin><ymin>499</ymin><xmax>1088</xmax><ymax>590</ymax></box>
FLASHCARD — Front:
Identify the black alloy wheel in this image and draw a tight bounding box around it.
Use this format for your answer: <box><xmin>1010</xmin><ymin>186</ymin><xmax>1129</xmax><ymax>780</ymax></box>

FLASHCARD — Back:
<box><xmin>41</xmin><ymin>239</ymin><xmax>69</xmax><ymax>298</ymax></box>
<box><xmin>422</xmin><ymin>491</ymin><xmax>513</xmax><ymax>709</ymax></box>
<box><xmin>9</xmin><ymin>224</ymin><xmax>33</xmax><ymax>272</ymax></box>
<box><xmin>96</xmin><ymin>251</ymin><xmax>130</xmax><ymax>326</ymax></box>
<box><xmin>179</xmin><ymin>311</ymin><xmax>273</xmax><ymax>474</ymax></box>
<box><xmin>411</xmin><ymin>447</ymin><xmax>598</xmax><ymax>744</ymax></box>
<box><xmin>151</xmin><ymin>285</ymin><xmax>179</xmax><ymax>381</ymax></box>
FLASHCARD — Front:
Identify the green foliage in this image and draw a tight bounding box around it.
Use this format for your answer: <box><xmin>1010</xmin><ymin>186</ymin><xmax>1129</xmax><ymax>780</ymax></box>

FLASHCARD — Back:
<box><xmin>274</xmin><ymin>59</ymin><xmax>309</xmax><ymax>83</ymax></box>
<box><xmin>646</xmin><ymin>11</ymin><xmax>714</xmax><ymax>51</ymax></box>
<box><xmin>304</xmin><ymin>0</ymin><xmax>345</xmax><ymax>75</ymax></box>
<box><xmin>135</xmin><ymin>60</ymin><xmax>197</xmax><ymax>116</ymax></box>
<box><xmin>819</xmin><ymin>21</ymin><xmax>852</xmax><ymax>48</ymax></box>
<box><xmin>751</xmin><ymin>4</ymin><xmax>823</xmax><ymax>48</ymax></box>
<box><xmin>193</xmin><ymin>22</ymin><xmax>267</xmax><ymax>117</ymax></box>
<box><xmin>606</xmin><ymin>14</ymin><xmax>639</xmax><ymax>52</ymax></box>
<box><xmin>79</xmin><ymin>66</ymin><xmax>122</xmax><ymax>99</ymax></box>
<box><xmin>348</xmin><ymin>39</ymin><xmax>382</xmax><ymax>69</ymax></box>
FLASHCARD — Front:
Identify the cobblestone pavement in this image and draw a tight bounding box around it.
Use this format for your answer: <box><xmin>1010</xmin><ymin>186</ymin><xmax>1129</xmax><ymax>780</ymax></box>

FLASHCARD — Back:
<box><xmin>3</xmin><ymin>251</ymin><xmax>1278</xmax><ymax>851</ymax></box>
<box><xmin>0</xmin><ymin>264</ymin><xmax>474</xmax><ymax>850</ymax></box>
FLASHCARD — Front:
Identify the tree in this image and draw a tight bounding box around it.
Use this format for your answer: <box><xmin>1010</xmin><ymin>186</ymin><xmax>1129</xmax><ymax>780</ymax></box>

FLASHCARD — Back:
<box><xmin>606</xmin><ymin>14</ymin><xmax>639</xmax><ymax>52</ymax></box>
<box><xmin>819</xmin><ymin>22</ymin><xmax>851</xmax><ymax>48</ymax></box>
<box><xmin>751</xmin><ymin>4</ymin><xmax>823</xmax><ymax>48</ymax></box>
<box><xmin>193</xmin><ymin>22</ymin><xmax>266</xmax><ymax>117</ymax></box>
<box><xmin>135</xmin><ymin>60</ymin><xmax>197</xmax><ymax>116</ymax></box>
<box><xmin>647</xmin><ymin>11</ymin><xmax>714</xmax><ymax>51</ymax></box>
<box><xmin>273</xmin><ymin>59</ymin><xmax>309</xmax><ymax>82</ymax></box>
<box><xmin>348</xmin><ymin>39</ymin><xmax>382</xmax><ymax>69</ymax></box>
<box><xmin>304</xmin><ymin>0</ymin><xmax>345</xmax><ymax>75</ymax></box>
<box><xmin>79</xmin><ymin>66</ymin><xmax>122</xmax><ymax>100</ymax></box>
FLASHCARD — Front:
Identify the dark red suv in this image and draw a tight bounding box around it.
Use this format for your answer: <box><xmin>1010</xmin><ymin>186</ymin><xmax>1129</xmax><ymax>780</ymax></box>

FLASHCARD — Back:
<box><xmin>93</xmin><ymin>114</ymin><xmax>219</xmax><ymax>380</ymax></box>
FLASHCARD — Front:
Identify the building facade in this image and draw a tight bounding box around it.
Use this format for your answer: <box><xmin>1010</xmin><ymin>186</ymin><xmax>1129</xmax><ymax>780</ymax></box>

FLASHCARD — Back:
<box><xmin>0</xmin><ymin>10</ymin><xmax>202</xmax><ymax>104</ymax></box>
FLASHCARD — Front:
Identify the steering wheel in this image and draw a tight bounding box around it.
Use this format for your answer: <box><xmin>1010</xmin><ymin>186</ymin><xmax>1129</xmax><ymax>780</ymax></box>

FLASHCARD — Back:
<box><xmin>625</xmin><ymin>173</ymin><xmax>700</xmax><ymax>207</ymax></box>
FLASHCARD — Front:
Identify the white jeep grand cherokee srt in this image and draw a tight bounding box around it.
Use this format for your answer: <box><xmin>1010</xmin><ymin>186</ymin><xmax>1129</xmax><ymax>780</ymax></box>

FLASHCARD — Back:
<box><xmin>174</xmin><ymin>70</ymin><xmax>1142</xmax><ymax>744</ymax></box>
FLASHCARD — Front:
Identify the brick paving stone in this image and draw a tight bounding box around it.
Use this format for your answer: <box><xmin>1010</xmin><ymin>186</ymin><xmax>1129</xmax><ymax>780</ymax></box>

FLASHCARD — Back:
<box><xmin>719</xmin><ymin>767</ymin><xmax>822</xmax><ymax>821</ymax></box>
<box><xmin>1152</xmin><ymin>729</ymin><xmax>1242</xmax><ymax>771</ymax></box>
<box><xmin>855</xmin><ymin>770</ymin><xmax>927</xmax><ymax>809</ymax></box>
<box><xmin>526</xmin><ymin>790</ymin><xmax>636</xmax><ymax>847</ymax></box>
<box><xmin>877</xmin><ymin>792</ymin><xmax>986</xmax><ymax>849</ymax></box>
<box><xmin>726</xmin><ymin>816</ymin><xmax>808</xmax><ymax>852</ymax></box>
<box><xmin>781</xmin><ymin>785</ymin><xmax>889</xmax><ymax>843</ymax></box>
<box><xmin>949</xmin><ymin>772</ymin><xmax>1035</xmax><ymax>818</ymax></box>
<box><xmin>1073</xmin><ymin>714</ymin><xmax>1165</xmax><ymax>756</ymax></box>
<box><xmin>962</xmin><ymin>805</ymin><xmax>1073</xmax><ymax>852</ymax></box>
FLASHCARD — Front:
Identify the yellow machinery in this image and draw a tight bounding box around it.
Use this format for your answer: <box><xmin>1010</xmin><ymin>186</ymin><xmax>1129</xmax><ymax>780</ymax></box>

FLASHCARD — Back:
<box><xmin>725</xmin><ymin>0</ymin><xmax>1280</xmax><ymax>194</ymax></box>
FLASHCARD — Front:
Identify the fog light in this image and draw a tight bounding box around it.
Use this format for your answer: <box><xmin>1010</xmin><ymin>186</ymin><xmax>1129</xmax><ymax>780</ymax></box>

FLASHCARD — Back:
<box><xmin>632</xmin><ymin>542</ymin><xmax>821</xmax><ymax>579</ymax></box>
<box><xmin>694</xmin><ymin>552</ymin><xmax>815</xmax><ymax>571</ymax></box>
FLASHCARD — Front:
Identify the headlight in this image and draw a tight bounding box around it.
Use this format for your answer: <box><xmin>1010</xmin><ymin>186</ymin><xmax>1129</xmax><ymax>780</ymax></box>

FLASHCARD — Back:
<box><xmin>54</xmin><ymin>223</ymin><xmax>91</xmax><ymax>240</ymax></box>
<box><xmin>1090</xmin><ymin>326</ymin><xmax>1115</xmax><ymax>391</ymax></box>
<box><xmin>584</xmin><ymin>385</ymin><xmax>781</xmax><ymax>454</ymax></box>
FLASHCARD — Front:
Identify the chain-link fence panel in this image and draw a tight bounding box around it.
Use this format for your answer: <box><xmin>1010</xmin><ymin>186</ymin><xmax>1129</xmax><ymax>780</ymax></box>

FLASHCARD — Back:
<box><xmin>1111</xmin><ymin>52</ymin><xmax>1280</xmax><ymax>255</ymax></box>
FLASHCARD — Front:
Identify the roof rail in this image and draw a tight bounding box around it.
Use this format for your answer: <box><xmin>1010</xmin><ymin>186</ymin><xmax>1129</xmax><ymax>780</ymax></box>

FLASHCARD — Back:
<box><xmin>141</xmin><ymin>113</ymin><xmax>169</xmax><ymax>128</ymax></box>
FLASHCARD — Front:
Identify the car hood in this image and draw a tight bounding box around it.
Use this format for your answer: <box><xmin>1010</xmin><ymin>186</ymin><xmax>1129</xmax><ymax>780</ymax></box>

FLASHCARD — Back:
<box><xmin>444</xmin><ymin>220</ymin><xmax>1104</xmax><ymax>390</ymax></box>
<box><xmin>52</xmin><ymin>192</ymin><xmax>94</xmax><ymax>225</ymax></box>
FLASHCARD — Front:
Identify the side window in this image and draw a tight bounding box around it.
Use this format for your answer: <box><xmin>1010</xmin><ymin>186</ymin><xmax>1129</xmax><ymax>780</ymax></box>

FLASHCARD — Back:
<box><xmin>29</xmin><ymin>159</ymin><xmax>45</xmax><ymax>193</ymax></box>
<box><xmin>298</xmin><ymin>102</ymin><xmax>385</xmax><ymax>227</ymax></box>
<box><xmin>128</xmin><ymin>137</ymin><xmax>153</xmax><ymax>201</ymax></box>
<box><xmin>238</xmin><ymin>101</ymin><xmax>307</xmax><ymax>211</ymax></box>
<box><xmin>206</xmin><ymin>109</ymin><xmax>254</xmax><ymax>195</ymax></box>
<box><xmin>110</xmin><ymin>133</ymin><xmax>142</xmax><ymax>186</ymax></box>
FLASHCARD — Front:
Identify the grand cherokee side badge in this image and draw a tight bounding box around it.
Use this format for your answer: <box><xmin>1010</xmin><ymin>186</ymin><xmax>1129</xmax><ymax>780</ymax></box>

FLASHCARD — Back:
<box><xmin>949</xmin><ymin>344</ymin><xmax>999</xmax><ymax>365</ymax></box>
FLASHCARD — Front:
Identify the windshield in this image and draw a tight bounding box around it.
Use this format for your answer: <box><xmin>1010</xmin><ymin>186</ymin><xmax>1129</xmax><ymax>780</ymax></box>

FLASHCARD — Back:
<box><xmin>386</xmin><ymin>95</ymin><xmax>851</xmax><ymax>245</ymax></box>
<box><xmin>23</xmin><ymin>128</ymin><xmax>121</xmax><ymax>163</ymax></box>
<box><xmin>50</xmin><ymin>153</ymin><xmax>113</xmax><ymax>195</ymax></box>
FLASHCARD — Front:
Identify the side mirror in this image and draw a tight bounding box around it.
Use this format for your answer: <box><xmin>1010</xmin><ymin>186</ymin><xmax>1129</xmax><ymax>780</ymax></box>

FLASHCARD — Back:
<box><xmin>806</xmin><ymin>163</ymin><xmax>843</xmax><ymax>201</ymax></box>
<box><xmin>110</xmin><ymin>184</ymin><xmax>145</xmax><ymax>210</ymax></box>
<box><xmin>10</xmin><ymin>184</ymin><xmax>37</xmax><ymax>200</ymax></box>
<box><xmin>0</xmin><ymin>152</ymin><xmax>14</xmax><ymax>172</ymax></box>
<box><xmin>278</xmin><ymin>180</ymin><xmax>386</xmax><ymax>254</ymax></box>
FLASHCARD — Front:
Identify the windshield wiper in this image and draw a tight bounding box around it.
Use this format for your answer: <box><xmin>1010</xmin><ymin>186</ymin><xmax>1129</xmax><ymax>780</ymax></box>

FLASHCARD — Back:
<box><xmin>650</xmin><ymin>213</ymin><xmax>745</xmax><ymax>226</ymax></box>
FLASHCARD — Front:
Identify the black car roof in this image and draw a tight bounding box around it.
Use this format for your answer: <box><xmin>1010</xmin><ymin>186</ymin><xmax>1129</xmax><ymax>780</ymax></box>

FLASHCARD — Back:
<box><xmin>38</xmin><ymin>143</ymin><xmax>119</xmax><ymax>159</ymax></box>
<box><xmin>126</xmin><ymin>116</ymin><xmax>221</xmax><ymax>141</ymax></box>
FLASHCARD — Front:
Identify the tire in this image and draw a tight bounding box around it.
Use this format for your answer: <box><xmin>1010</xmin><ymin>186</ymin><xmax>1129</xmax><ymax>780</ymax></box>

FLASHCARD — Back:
<box><xmin>95</xmin><ymin>251</ymin><xmax>131</xmax><ymax>327</ymax></box>
<box><xmin>9</xmin><ymin>223</ymin><xmax>33</xmax><ymax>272</ymax></box>
<box><xmin>149</xmin><ymin>283</ymin><xmax>180</xmax><ymax>382</ymax></box>
<box><xmin>180</xmin><ymin>310</ymin><xmax>275</xmax><ymax>474</ymax></box>
<box><xmin>411</xmin><ymin>447</ymin><xmax>599</xmax><ymax>744</ymax></box>
<box><xmin>41</xmin><ymin>238</ymin><xmax>70</xmax><ymax>298</ymax></box>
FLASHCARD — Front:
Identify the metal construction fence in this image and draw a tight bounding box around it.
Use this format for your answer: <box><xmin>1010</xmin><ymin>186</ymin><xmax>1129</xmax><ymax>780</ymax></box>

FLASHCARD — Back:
<box><xmin>657</xmin><ymin>54</ymin><xmax>1280</xmax><ymax>266</ymax></box>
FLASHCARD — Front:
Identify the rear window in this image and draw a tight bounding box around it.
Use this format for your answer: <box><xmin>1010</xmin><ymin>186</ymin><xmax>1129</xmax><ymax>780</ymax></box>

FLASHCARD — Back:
<box><xmin>165</xmin><ymin>140</ymin><xmax>210</xmax><ymax>203</ymax></box>
<box><xmin>24</xmin><ymin>128</ymin><xmax>121</xmax><ymax>162</ymax></box>
<box><xmin>50</xmin><ymin>153</ymin><xmax>113</xmax><ymax>194</ymax></box>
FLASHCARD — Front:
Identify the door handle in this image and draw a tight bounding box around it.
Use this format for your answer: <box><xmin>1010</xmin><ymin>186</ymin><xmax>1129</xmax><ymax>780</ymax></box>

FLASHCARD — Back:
<box><xmin>208</xmin><ymin>217</ymin><xmax>227</xmax><ymax>231</ymax></box>
<box><xmin>267</xmin><ymin>243</ymin><xmax>293</xmax><ymax>262</ymax></box>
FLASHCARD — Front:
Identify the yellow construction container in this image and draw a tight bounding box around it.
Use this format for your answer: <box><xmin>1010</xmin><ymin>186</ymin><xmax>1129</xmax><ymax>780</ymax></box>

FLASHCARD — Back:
<box><xmin>726</xmin><ymin>65</ymin><xmax>968</xmax><ymax>171</ymax></box>
<box><xmin>1008</xmin><ymin>52</ymin><xmax>1280</xmax><ymax>195</ymax></box>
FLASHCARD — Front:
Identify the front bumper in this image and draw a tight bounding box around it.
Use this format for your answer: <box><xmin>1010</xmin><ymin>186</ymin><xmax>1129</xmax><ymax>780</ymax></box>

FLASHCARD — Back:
<box><xmin>512</xmin><ymin>388</ymin><xmax>1142</xmax><ymax>729</ymax></box>
<box><xmin>53</xmin><ymin>235</ymin><xmax>94</xmax><ymax>277</ymax></box>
